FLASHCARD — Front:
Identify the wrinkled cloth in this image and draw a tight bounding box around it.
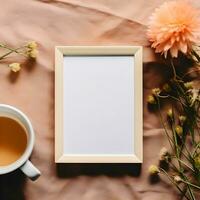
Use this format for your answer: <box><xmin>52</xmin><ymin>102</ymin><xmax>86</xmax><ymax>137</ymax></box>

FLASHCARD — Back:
<box><xmin>0</xmin><ymin>0</ymin><xmax>199</xmax><ymax>200</ymax></box>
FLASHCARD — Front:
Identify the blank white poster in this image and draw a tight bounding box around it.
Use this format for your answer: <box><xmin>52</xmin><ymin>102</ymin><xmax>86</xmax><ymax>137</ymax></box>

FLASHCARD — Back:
<box><xmin>63</xmin><ymin>56</ymin><xmax>134</xmax><ymax>155</ymax></box>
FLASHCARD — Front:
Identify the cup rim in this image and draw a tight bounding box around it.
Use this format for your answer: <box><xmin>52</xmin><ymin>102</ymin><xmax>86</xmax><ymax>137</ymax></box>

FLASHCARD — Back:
<box><xmin>0</xmin><ymin>104</ymin><xmax>34</xmax><ymax>174</ymax></box>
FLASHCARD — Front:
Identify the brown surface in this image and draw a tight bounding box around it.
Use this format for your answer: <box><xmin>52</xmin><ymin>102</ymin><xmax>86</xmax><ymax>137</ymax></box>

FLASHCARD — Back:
<box><xmin>0</xmin><ymin>0</ymin><xmax>199</xmax><ymax>199</ymax></box>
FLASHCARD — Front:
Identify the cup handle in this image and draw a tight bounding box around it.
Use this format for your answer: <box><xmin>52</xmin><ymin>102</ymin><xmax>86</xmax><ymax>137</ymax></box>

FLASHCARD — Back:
<box><xmin>20</xmin><ymin>160</ymin><xmax>41</xmax><ymax>181</ymax></box>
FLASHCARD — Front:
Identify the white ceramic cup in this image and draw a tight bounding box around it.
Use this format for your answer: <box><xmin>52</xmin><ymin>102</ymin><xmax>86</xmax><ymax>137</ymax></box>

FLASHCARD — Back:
<box><xmin>0</xmin><ymin>104</ymin><xmax>41</xmax><ymax>181</ymax></box>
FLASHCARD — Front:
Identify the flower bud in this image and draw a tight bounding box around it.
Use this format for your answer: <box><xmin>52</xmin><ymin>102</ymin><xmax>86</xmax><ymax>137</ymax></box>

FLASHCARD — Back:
<box><xmin>27</xmin><ymin>49</ymin><xmax>38</xmax><ymax>58</ymax></box>
<box><xmin>26</xmin><ymin>41</ymin><xmax>38</xmax><ymax>58</ymax></box>
<box><xmin>147</xmin><ymin>95</ymin><xmax>156</xmax><ymax>104</ymax></box>
<box><xmin>179</xmin><ymin>115</ymin><xmax>186</xmax><ymax>125</ymax></box>
<box><xmin>148</xmin><ymin>165</ymin><xmax>160</xmax><ymax>175</ymax></box>
<box><xmin>175</xmin><ymin>125</ymin><xmax>183</xmax><ymax>136</ymax></box>
<box><xmin>184</xmin><ymin>82</ymin><xmax>193</xmax><ymax>89</ymax></box>
<box><xmin>27</xmin><ymin>41</ymin><xmax>37</xmax><ymax>49</ymax></box>
<box><xmin>167</xmin><ymin>109</ymin><xmax>173</xmax><ymax>118</ymax></box>
<box><xmin>152</xmin><ymin>88</ymin><xmax>161</xmax><ymax>96</ymax></box>
<box><xmin>163</xmin><ymin>83</ymin><xmax>171</xmax><ymax>92</ymax></box>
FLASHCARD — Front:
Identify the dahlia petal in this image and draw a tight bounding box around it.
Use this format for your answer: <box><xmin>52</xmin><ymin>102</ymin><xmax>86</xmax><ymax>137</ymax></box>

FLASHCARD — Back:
<box><xmin>170</xmin><ymin>45</ymin><xmax>178</xmax><ymax>58</ymax></box>
<box><xmin>164</xmin><ymin>51</ymin><xmax>168</xmax><ymax>58</ymax></box>
<box><xmin>179</xmin><ymin>41</ymin><xmax>188</xmax><ymax>54</ymax></box>
<box><xmin>170</xmin><ymin>37</ymin><xmax>176</xmax><ymax>45</ymax></box>
<box><xmin>163</xmin><ymin>43</ymin><xmax>173</xmax><ymax>51</ymax></box>
<box><xmin>181</xmin><ymin>35</ymin><xmax>186</xmax><ymax>42</ymax></box>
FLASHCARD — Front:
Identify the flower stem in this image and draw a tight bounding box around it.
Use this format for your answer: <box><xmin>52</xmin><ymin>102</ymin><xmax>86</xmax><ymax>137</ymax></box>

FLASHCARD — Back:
<box><xmin>0</xmin><ymin>44</ymin><xmax>26</xmax><ymax>60</ymax></box>
<box><xmin>157</xmin><ymin>98</ymin><xmax>174</xmax><ymax>148</ymax></box>
<box><xmin>171</xmin><ymin>156</ymin><xmax>195</xmax><ymax>172</ymax></box>
<box><xmin>181</xmin><ymin>180</ymin><xmax>200</xmax><ymax>190</ymax></box>
<box><xmin>170</xmin><ymin>59</ymin><xmax>177</xmax><ymax>80</ymax></box>
<box><xmin>0</xmin><ymin>47</ymin><xmax>24</xmax><ymax>60</ymax></box>
<box><xmin>159</xmin><ymin>168</ymin><xmax>191</xmax><ymax>200</ymax></box>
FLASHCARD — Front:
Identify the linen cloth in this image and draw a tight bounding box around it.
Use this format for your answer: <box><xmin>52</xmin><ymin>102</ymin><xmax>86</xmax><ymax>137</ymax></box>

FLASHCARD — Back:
<box><xmin>0</xmin><ymin>0</ymin><xmax>199</xmax><ymax>199</ymax></box>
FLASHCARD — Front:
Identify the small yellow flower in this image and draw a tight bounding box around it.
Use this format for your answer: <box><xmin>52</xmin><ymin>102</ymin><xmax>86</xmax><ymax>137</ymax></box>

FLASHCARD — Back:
<box><xmin>167</xmin><ymin>109</ymin><xmax>173</xmax><ymax>118</ymax></box>
<box><xmin>174</xmin><ymin>175</ymin><xmax>182</xmax><ymax>183</ymax></box>
<box><xmin>148</xmin><ymin>165</ymin><xmax>160</xmax><ymax>175</ymax></box>
<box><xmin>152</xmin><ymin>88</ymin><xmax>161</xmax><ymax>96</ymax></box>
<box><xmin>179</xmin><ymin>115</ymin><xmax>186</xmax><ymax>124</ymax></box>
<box><xmin>27</xmin><ymin>41</ymin><xmax>37</xmax><ymax>49</ymax></box>
<box><xmin>175</xmin><ymin>125</ymin><xmax>183</xmax><ymax>136</ymax></box>
<box><xmin>27</xmin><ymin>49</ymin><xmax>38</xmax><ymax>58</ymax></box>
<box><xmin>26</xmin><ymin>41</ymin><xmax>38</xmax><ymax>58</ymax></box>
<box><xmin>163</xmin><ymin>83</ymin><xmax>171</xmax><ymax>92</ymax></box>
<box><xmin>8</xmin><ymin>63</ymin><xmax>21</xmax><ymax>72</ymax></box>
<box><xmin>147</xmin><ymin>95</ymin><xmax>156</xmax><ymax>104</ymax></box>
<box><xmin>184</xmin><ymin>82</ymin><xmax>193</xmax><ymax>89</ymax></box>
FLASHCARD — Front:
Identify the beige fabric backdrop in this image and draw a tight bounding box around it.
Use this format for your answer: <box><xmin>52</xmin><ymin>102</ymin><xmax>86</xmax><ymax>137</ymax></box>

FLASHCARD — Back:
<box><xmin>0</xmin><ymin>0</ymin><xmax>199</xmax><ymax>199</ymax></box>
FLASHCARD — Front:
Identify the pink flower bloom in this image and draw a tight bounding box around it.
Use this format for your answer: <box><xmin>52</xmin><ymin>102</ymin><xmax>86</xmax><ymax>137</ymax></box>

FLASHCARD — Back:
<box><xmin>147</xmin><ymin>1</ymin><xmax>200</xmax><ymax>58</ymax></box>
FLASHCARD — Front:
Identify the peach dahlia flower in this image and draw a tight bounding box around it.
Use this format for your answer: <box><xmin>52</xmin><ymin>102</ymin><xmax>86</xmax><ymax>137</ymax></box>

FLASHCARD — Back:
<box><xmin>147</xmin><ymin>1</ymin><xmax>200</xmax><ymax>58</ymax></box>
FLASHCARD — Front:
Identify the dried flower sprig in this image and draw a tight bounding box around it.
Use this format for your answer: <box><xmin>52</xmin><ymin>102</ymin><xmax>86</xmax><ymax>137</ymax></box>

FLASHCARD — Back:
<box><xmin>147</xmin><ymin>1</ymin><xmax>200</xmax><ymax>199</ymax></box>
<box><xmin>147</xmin><ymin>68</ymin><xmax>200</xmax><ymax>199</ymax></box>
<box><xmin>0</xmin><ymin>41</ymin><xmax>38</xmax><ymax>72</ymax></box>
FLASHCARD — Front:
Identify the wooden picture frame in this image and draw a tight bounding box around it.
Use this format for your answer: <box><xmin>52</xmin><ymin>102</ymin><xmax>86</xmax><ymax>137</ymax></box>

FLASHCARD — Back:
<box><xmin>55</xmin><ymin>46</ymin><xmax>143</xmax><ymax>163</ymax></box>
